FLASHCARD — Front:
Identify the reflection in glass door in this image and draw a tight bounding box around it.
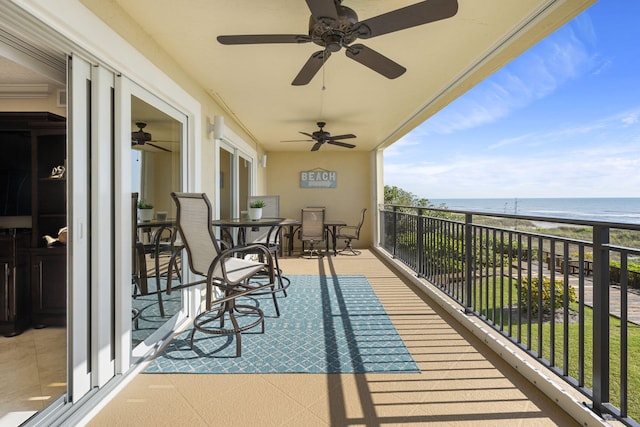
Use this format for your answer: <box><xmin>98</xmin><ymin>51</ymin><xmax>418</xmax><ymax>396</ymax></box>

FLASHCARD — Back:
<box><xmin>239</xmin><ymin>155</ymin><xmax>251</xmax><ymax>215</ymax></box>
<box><xmin>130</xmin><ymin>95</ymin><xmax>183</xmax><ymax>348</ymax></box>
<box><xmin>217</xmin><ymin>144</ymin><xmax>253</xmax><ymax>221</ymax></box>
<box><xmin>219</xmin><ymin>147</ymin><xmax>232</xmax><ymax>219</ymax></box>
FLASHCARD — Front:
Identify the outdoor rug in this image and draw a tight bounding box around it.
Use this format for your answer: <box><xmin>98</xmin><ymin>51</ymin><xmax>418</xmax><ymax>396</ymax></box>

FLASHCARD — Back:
<box><xmin>132</xmin><ymin>287</ymin><xmax>182</xmax><ymax>347</ymax></box>
<box><xmin>144</xmin><ymin>275</ymin><xmax>419</xmax><ymax>374</ymax></box>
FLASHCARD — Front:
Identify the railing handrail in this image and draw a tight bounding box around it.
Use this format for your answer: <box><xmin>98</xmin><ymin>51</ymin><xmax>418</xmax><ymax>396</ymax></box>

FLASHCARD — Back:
<box><xmin>382</xmin><ymin>203</ymin><xmax>640</xmax><ymax>231</ymax></box>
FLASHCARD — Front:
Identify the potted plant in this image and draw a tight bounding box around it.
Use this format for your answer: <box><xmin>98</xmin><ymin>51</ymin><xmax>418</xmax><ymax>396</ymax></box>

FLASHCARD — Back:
<box><xmin>137</xmin><ymin>199</ymin><xmax>154</xmax><ymax>222</ymax></box>
<box><xmin>248</xmin><ymin>199</ymin><xmax>265</xmax><ymax>221</ymax></box>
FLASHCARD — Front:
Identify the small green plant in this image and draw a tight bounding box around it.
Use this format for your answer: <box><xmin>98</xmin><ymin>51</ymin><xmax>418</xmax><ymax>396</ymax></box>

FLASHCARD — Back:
<box><xmin>137</xmin><ymin>200</ymin><xmax>153</xmax><ymax>209</ymax></box>
<box><xmin>249</xmin><ymin>200</ymin><xmax>265</xmax><ymax>208</ymax></box>
<box><xmin>520</xmin><ymin>277</ymin><xmax>577</xmax><ymax>314</ymax></box>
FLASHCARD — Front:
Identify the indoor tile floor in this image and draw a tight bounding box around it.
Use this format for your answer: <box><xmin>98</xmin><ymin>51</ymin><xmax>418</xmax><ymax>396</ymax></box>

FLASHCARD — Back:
<box><xmin>0</xmin><ymin>326</ymin><xmax>66</xmax><ymax>426</ymax></box>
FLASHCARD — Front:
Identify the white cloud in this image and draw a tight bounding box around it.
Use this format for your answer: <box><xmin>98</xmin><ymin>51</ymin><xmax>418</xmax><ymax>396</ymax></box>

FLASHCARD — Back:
<box><xmin>384</xmin><ymin>114</ymin><xmax>640</xmax><ymax>199</ymax></box>
<box><xmin>489</xmin><ymin>106</ymin><xmax>640</xmax><ymax>149</ymax></box>
<box><xmin>621</xmin><ymin>111</ymin><xmax>640</xmax><ymax>125</ymax></box>
<box><xmin>414</xmin><ymin>18</ymin><xmax>598</xmax><ymax>138</ymax></box>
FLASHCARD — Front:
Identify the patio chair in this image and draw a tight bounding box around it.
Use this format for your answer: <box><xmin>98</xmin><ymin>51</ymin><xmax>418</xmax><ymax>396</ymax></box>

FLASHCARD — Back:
<box><xmin>300</xmin><ymin>207</ymin><xmax>326</xmax><ymax>258</ymax></box>
<box><xmin>132</xmin><ymin>193</ymin><xmax>183</xmax><ymax>321</ymax></box>
<box><xmin>244</xmin><ymin>195</ymin><xmax>291</xmax><ymax>295</ymax></box>
<box><xmin>132</xmin><ymin>192</ymin><xmax>168</xmax><ymax>319</ymax></box>
<box><xmin>171</xmin><ymin>192</ymin><xmax>279</xmax><ymax>357</ymax></box>
<box><xmin>336</xmin><ymin>208</ymin><xmax>367</xmax><ymax>256</ymax></box>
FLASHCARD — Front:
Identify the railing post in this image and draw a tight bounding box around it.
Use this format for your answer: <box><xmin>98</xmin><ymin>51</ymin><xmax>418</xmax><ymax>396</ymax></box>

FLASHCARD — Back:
<box><xmin>392</xmin><ymin>205</ymin><xmax>398</xmax><ymax>257</ymax></box>
<box><xmin>592</xmin><ymin>225</ymin><xmax>610</xmax><ymax>415</ymax></box>
<box><xmin>417</xmin><ymin>208</ymin><xmax>424</xmax><ymax>276</ymax></box>
<box><xmin>464</xmin><ymin>213</ymin><xmax>473</xmax><ymax>313</ymax></box>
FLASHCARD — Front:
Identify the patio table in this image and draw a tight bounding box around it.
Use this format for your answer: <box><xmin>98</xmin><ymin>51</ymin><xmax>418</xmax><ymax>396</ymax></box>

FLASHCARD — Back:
<box><xmin>283</xmin><ymin>219</ymin><xmax>346</xmax><ymax>256</ymax></box>
<box><xmin>210</xmin><ymin>217</ymin><xmax>298</xmax><ymax>249</ymax></box>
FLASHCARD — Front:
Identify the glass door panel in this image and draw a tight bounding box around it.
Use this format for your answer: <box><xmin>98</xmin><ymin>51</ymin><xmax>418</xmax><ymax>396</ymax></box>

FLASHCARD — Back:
<box><xmin>219</xmin><ymin>147</ymin><xmax>232</xmax><ymax>219</ymax></box>
<box><xmin>239</xmin><ymin>155</ymin><xmax>251</xmax><ymax>215</ymax></box>
<box><xmin>130</xmin><ymin>95</ymin><xmax>183</xmax><ymax>348</ymax></box>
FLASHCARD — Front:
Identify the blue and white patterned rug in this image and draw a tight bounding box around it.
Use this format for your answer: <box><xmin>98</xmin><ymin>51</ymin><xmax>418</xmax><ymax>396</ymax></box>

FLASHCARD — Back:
<box><xmin>132</xmin><ymin>288</ymin><xmax>182</xmax><ymax>347</ymax></box>
<box><xmin>144</xmin><ymin>275</ymin><xmax>419</xmax><ymax>374</ymax></box>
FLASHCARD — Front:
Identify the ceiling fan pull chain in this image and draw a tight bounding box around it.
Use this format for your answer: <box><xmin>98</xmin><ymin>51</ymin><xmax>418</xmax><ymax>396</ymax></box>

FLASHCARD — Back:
<box><xmin>321</xmin><ymin>50</ymin><xmax>327</xmax><ymax>91</ymax></box>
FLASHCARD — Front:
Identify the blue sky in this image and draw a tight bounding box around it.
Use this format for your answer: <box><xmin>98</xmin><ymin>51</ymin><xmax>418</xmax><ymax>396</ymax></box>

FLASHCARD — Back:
<box><xmin>384</xmin><ymin>0</ymin><xmax>640</xmax><ymax>199</ymax></box>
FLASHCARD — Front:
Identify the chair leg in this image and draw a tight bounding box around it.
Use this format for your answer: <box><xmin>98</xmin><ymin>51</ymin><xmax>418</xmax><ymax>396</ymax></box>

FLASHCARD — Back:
<box><xmin>273</xmin><ymin>251</ymin><xmax>289</xmax><ymax>297</ymax></box>
<box><xmin>190</xmin><ymin>299</ymin><xmax>264</xmax><ymax>357</ymax></box>
<box><xmin>338</xmin><ymin>238</ymin><xmax>361</xmax><ymax>256</ymax></box>
<box><xmin>156</xmin><ymin>278</ymin><xmax>166</xmax><ymax>317</ymax></box>
<box><xmin>302</xmin><ymin>240</ymin><xmax>324</xmax><ymax>258</ymax></box>
<box><xmin>271</xmin><ymin>289</ymin><xmax>280</xmax><ymax>317</ymax></box>
<box><xmin>132</xmin><ymin>308</ymin><xmax>140</xmax><ymax>329</ymax></box>
<box><xmin>229</xmin><ymin>309</ymin><xmax>242</xmax><ymax>357</ymax></box>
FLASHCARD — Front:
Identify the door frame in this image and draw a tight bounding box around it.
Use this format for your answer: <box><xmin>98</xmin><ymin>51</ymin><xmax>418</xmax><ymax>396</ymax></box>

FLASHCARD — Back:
<box><xmin>215</xmin><ymin>127</ymin><xmax>258</xmax><ymax>219</ymax></box>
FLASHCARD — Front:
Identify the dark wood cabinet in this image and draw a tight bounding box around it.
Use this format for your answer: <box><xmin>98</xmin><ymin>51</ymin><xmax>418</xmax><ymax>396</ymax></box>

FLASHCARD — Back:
<box><xmin>31</xmin><ymin>127</ymin><xmax>67</xmax><ymax>249</ymax></box>
<box><xmin>0</xmin><ymin>112</ymin><xmax>67</xmax><ymax>331</ymax></box>
<box><xmin>31</xmin><ymin>248</ymin><xmax>66</xmax><ymax>327</ymax></box>
<box><xmin>0</xmin><ymin>232</ymin><xmax>31</xmax><ymax>336</ymax></box>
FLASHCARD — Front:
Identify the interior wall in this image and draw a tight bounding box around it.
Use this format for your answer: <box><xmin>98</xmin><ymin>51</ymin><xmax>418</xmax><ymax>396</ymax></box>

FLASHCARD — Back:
<box><xmin>151</xmin><ymin>151</ymin><xmax>178</xmax><ymax>215</ymax></box>
<box><xmin>0</xmin><ymin>94</ymin><xmax>65</xmax><ymax>115</ymax></box>
<box><xmin>266</xmin><ymin>151</ymin><xmax>372</xmax><ymax>249</ymax></box>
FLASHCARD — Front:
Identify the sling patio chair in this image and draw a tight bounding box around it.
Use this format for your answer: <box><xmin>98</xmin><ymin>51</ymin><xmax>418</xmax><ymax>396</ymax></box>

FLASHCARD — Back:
<box><xmin>243</xmin><ymin>195</ymin><xmax>291</xmax><ymax>296</ymax></box>
<box><xmin>336</xmin><ymin>208</ymin><xmax>367</xmax><ymax>256</ymax></box>
<box><xmin>171</xmin><ymin>192</ymin><xmax>280</xmax><ymax>357</ymax></box>
<box><xmin>131</xmin><ymin>192</ymin><xmax>183</xmax><ymax>321</ymax></box>
<box><xmin>300</xmin><ymin>207</ymin><xmax>327</xmax><ymax>258</ymax></box>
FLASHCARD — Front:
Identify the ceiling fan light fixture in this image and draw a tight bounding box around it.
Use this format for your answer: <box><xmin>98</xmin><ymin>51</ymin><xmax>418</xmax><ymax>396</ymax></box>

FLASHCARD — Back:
<box><xmin>323</xmin><ymin>32</ymin><xmax>344</xmax><ymax>52</ymax></box>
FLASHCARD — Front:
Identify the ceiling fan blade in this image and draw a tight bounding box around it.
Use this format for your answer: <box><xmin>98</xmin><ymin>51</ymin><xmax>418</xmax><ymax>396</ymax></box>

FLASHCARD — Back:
<box><xmin>217</xmin><ymin>34</ymin><xmax>311</xmax><ymax>45</ymax></box>
<box><xmin>305</xmin><ymin>0</ymin><xmax>338</xmax><ymax>21</ymax></box>
<box><xmin>281</xmin><ymin>139</ymin><xmax>313</xmax><ymax>142</ymax></box>
<box><xmin>354</xmin><ymin>0</ymin><xmax>458</xmax><ymax>39</ymax></box>
<box><xmin>147</xmin><ymin>142</ymin><xmax>172</xmax><ymax>153</ymax></box>
<box><xmin>327</xmin><ymin>140</ymin><xmax>356</xmax><ymax>149</ymax></box>
<box><xmin>345</xmin><ymin>44</ymin><xmax>406</xmax><ymax>79</ymax></box>
<box><xmin>311</xmin><ymin>141</ymin><xmax>324</xmax><ymax>151</ymax></box>
<box><xmin>326</xmin><ymin>134</ymin><xmax>356</xmax><ymax>141</ymax></box>
<box><xmin>292</xmin><ymin>50</ymin><xmax>331</xmax><ymax>86</ymax></box>
<box><xmin>299</xmin><ymin>131</ymin><xmax>315</xmax><ymax>138</ymax></box>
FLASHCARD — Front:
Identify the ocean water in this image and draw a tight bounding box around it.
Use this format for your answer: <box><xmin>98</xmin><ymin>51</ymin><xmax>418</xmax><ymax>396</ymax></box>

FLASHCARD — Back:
<box><xmin>428</xmin><ymin>198</ymin><xmax>640</xmax><ymax>225</ymax></box>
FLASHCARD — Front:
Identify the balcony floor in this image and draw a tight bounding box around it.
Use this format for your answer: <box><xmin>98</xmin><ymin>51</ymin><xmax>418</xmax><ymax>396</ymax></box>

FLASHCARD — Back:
<box><xmin>88</xmin><ymin>250</ymin><xmax>581</xmax><ymax>426</ymax></box>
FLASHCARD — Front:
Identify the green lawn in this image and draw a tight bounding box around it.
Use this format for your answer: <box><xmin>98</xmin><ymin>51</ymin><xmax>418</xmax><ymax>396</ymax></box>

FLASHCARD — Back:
<box><xmin>471</xmin><ymin>276</ymin><xmax>640</xmax><ymax>421</ymax></box>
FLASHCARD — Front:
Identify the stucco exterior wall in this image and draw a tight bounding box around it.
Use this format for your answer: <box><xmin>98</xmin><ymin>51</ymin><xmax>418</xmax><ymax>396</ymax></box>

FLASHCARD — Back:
<box><xmin>266</xmin><ymin>150</ymin><xmax>372</xmax><ymax>249</ymax></box>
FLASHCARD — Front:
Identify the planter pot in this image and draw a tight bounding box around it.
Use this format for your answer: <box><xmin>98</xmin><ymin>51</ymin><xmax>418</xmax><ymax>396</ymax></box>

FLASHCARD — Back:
<box><xmin>248</xmin><ymin>207</ymin><xmax>263</xmax><ymax>221</ymax></box>
<box><xmin>138</xmin><ymin>208</ymin><xmax>154</xmax><ymax>222</ymax></box>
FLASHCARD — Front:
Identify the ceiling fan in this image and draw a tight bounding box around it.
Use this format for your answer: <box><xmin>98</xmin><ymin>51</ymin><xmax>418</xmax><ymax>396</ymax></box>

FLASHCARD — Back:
<box><xmin>131</xmin><ymin>122</ymin><xmax>172</xmax><ymax>152</ymax></box>
<box><xmin>284</xmin><ymin>121</ymin><xmax>356</xmax><ymax>151</ymax></box>
<box><xmin>217</xmin><ymin>0</ymin><xmax>458</xmax><ymax>85</ymax></box>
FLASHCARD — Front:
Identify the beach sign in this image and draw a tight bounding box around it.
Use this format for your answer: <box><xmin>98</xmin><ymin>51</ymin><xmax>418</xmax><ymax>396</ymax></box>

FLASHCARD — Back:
<box><xmin>300</xmin><ymin>169</ymin><xmax>337</xmax><ymax>188</ymax></box>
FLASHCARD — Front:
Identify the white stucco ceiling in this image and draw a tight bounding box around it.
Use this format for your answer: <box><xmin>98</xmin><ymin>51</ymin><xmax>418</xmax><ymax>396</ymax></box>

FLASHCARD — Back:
<box><xmin>84</xmin><ymin>1</ymin><xmax>594</xmax><ymax>152</ymax></box>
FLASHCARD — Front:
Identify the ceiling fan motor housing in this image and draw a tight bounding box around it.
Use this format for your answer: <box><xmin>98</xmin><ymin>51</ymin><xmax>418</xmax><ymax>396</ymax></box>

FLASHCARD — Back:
<box><xmin>313</xmin><ymin>121</ymin><xmax>330</xmax><ymax>140</ymax></box>
<box><xmin>309</xmin><ymin>4</ymin><xmax>359</xmax><ymax>51</ymax></box>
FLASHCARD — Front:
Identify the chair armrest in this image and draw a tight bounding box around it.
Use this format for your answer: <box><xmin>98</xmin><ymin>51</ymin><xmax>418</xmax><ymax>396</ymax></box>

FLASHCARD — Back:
<box><xmin>212</xmin><ymin>243</ymin><xmax>275</xmax><ymax>286</ymax></box>
<box><xmin>336</xmin><ymin>225</ymin><xmax>358</xmax><ymax>235</ymax></box>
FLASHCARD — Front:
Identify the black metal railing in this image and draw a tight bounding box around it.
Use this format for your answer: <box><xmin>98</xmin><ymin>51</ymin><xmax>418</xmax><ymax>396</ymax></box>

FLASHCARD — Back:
<box><xmin>380</xmin><ymin>204</ymin><xmax>640</xmax><ymax>427</ymax></box>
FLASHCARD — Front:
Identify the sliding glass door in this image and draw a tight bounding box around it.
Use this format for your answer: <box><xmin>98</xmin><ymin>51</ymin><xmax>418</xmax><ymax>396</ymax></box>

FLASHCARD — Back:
<box><xmin>130</xmin><ymin>94</ymin><xmax>184</xmax><ymax>352</ymax></box>
<box><xmin>218</xmin><ymin>141</ymin><xmax>253</xmax><ymax>219</ymax></box>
